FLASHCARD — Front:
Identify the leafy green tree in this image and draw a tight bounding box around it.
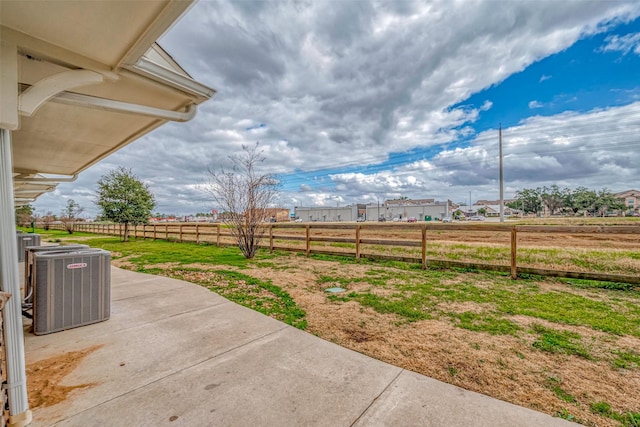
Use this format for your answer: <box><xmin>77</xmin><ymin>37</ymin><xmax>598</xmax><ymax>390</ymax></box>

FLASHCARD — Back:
<box><xmin>60</xmin><ymin>199</ymin><xmax>84</xmax><ymax>233</ymax></box>
<box><xmin>567</xmin><ymin>187</ymin><xmax>597</xmax><ymax>215</ymax></box>
<box><xmin>96</xmin><ymin>167</ymin><xmax>155</xmax><ymax>242</ymax></box>
<box><xmin>513</xmin><ymin>188</ymin><xmax>543</xmax><ymax>215</ymax></box>
<box><xmin>15</xmin><ymin>204</ymin><xmax>33</xmax><ymax>227</ymax></box>
<box><xmin>541</xmin><ymin>185</ymin><xmax>564</xmax><ymax>216</ymax></box>
<box><xmin>593</xmin><ymin>188</ymin><xmax>625</xmax><ymax>217</ymax></box>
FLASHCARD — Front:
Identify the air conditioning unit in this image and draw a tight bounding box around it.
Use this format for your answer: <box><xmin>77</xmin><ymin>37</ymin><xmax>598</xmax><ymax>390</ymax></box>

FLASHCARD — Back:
<box><xmin>32</xmin><ymin>249</ymin><xmax>111</xmax><ymax>335</ymax></box>
<box><xmin>23</xmin><ymin>244</ymin><xmax>90</xmax><ymax>305</ymax></box>
<box><xmin>16</xmin><ymin>234</ymin><xmax>41</xmax><ymax>262</ymax></box>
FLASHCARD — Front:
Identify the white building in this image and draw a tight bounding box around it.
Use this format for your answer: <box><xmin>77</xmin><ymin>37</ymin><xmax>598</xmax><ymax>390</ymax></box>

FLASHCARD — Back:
<box><xmin>366</xmin><ymin>200</ymin><xmax>454</xmax><ymax>221</ymax></box>
<box><xmin>294</xmin><ymin>205</ymin><xmax>358</xmax><ymax>222</ymax></box>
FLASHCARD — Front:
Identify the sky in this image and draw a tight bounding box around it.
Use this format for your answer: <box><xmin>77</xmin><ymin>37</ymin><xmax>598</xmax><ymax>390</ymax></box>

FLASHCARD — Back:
<box><xmin>33</xmin><ymin>0</ymin><xmax>640</xmax><ymax>218</ymax></box>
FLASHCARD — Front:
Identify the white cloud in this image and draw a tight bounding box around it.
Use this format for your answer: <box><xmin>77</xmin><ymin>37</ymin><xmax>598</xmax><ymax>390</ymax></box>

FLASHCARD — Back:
<box><xmin>528</xmin><ymin>100</ymin><xmax>544</xmax><ymax>109</ymax></box>
<box><xmin>286</xmin><ymin>102</ymin><xmax>640</xmax><ymax>206</ymax></box>
<box><xmin>600</xmin><ymin>32</ymin><xmax>640</xmax><ymax>55</ymax></box>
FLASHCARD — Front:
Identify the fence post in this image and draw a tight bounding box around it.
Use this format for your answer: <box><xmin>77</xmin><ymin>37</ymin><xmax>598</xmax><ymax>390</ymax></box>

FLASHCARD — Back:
<box><xmin>421</xmin><ymin>225</ymin><xmax>427</xmax><ymax>270</ymax></box>
<box><xmin>179</xmin><ymin>224</ymin><xmax>183</xmax><ymax>242</ymax></box>
<box><xmin>165</xmin><ymin>224</ymin><xmax>169</xmax><ymax>240</ymax></box>
<box><xmin>195</xmin><ymin>224</ymin><xmax>200</xmax><ymax>244</ymax></box>
<box><xmin>269</xmin><ymin>224</ymin><xmax>274</xmax><ymax>253</ymax></box>
<box><xmin>510</xmin><ymin>226</ymin><xmax>517</xmax><ymax>279</ymax></box>
<box><xmin>355</xmin><ymin>224</ymin><xmax>361</xmax><ymax>260</ymax></box>
<box><xmin>305</xmin><ymin>225</ymin><xmax>310</xmax><ymax>257</ymax></box>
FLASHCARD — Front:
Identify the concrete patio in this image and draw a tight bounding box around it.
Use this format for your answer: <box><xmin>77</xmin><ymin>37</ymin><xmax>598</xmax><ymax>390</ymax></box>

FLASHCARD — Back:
<box><xmin>24</xmin><ymin>267</ymin><xmax>575</xmax><ymax>426</ymax></box>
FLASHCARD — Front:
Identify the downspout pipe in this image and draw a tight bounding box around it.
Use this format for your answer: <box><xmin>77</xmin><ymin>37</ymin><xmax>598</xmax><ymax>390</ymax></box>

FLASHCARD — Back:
<box><xmin>0</xmin><ymin>129</ymin><xmax>32</xmax><ymax>426</ymax></box>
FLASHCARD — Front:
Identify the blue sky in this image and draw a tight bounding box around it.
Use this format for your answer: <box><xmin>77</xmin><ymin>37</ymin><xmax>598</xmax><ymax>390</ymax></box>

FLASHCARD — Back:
<box><xmin>34</xmin><ymin>1</ymin><xmax>640</xmax><ymax>216</ymax></box>
<box><xmin>463</xmin><ymin>20</ymin><xmax>640</xmax><ymax>131</ymax></box>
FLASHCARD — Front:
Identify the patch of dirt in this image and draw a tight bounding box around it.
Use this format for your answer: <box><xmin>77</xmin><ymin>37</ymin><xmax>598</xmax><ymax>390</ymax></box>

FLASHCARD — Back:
<box><xmin>27</xmin><ymin>345</ymin><xmax>102</xmax><ymax>409</ymax></box>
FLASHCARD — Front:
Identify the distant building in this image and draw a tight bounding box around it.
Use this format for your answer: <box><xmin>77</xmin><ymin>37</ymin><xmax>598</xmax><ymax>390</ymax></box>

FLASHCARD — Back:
<box><xmin>475</xmin><ymin>199</ymin><xmax>515</xmax><ymax>206</ymax></box>
<box><xmin>263</xmin><ymin>208</ymin><xmax>291</xmax><ymax>222</ymax></box>
<box><xmin>615</xmin><ymin>190</ymin><xmax>640</xmax><ymax>215</ymax></box>
<box><xmin>385</xmin><ymin>198</ymin><xmax>435</xmax><ymax>207</ymax></box>
<box><xmin>469</xmin><ymin>204</ymin><xmax>518</xmax><ymax>217</ymax></box>
<box><xmin>294</xmin><ymin>205</ymin><xmax>358</xmax><ymax>222</ymax></box>
<box><xmin>367</xmin><ymin>199</ymin><xmax>456</xmax><ymax>221</ymax></box>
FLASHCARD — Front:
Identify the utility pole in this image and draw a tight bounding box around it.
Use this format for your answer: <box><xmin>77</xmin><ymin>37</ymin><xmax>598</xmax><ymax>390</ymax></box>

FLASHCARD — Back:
<box><xmin>499</xmin><ymin>123</ymin><xmax>504</xmax><ymax>223</ymax></box>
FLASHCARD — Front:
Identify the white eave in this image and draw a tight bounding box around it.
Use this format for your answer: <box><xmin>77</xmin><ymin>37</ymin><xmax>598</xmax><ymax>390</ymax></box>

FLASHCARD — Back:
<box><xmin>1</xmin><ymin>0</ymin><xmax>216</xmax><ymax>205</ymax></box>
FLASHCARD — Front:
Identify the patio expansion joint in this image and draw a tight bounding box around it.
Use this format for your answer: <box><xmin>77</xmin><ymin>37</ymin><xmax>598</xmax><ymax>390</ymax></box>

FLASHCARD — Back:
<box><xmin>349</xmin><ymin>368</ymin><xmax>404</xmax><ymax>427</ymax></box>
<box><xmin>111</xmin><ymin>280</ymin><xmax>194</xmax><ymax>302</ymax></box>
<box><xmin>112</xmin><ymin>281</ymin><xmax>223</xmax><ymax>301</ymax></box>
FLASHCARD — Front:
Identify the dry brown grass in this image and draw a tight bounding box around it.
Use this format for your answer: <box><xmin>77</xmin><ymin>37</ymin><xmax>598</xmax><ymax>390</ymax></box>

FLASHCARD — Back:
<box><xmin>236</xmin><ymin>253</ymin><xmax>640</xmax><ymax>427</ymax></box>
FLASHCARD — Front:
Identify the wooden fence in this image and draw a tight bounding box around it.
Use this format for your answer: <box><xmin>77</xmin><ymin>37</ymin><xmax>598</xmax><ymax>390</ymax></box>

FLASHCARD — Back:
<box><xmin>53</xmin><ymin>222</ymin><xmax>640</xmax><ymax>285</ymax></box>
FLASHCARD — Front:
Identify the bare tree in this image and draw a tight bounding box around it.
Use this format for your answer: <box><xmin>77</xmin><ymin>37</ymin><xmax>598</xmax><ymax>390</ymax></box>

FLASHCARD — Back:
<box><xmin>42</xmin><ymin>211</ymin><xmax>54</xmax><ymax>230</ymax></box>
<box><xmin>206</xmin><ymin>143</ymin><xmax>280</xmax><ymax>259</ymax></box>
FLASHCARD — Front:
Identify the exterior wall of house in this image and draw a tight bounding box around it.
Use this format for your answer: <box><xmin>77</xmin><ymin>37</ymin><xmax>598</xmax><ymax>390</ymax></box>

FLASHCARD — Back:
<box><xmin>615</xmin><ymin>190</ymin><xmax>640</xmax><ymax>214</ymax></box>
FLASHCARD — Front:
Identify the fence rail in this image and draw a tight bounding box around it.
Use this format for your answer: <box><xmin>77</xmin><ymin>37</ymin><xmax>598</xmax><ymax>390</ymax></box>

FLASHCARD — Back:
<box><xmin>46</xmin><ymin>221</ymin><xmax>640</xmax><ymax>285</ymax></box>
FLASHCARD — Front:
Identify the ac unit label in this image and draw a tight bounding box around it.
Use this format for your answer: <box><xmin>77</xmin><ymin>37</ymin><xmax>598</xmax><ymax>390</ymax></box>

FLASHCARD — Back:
<box><xmin>66</xmin><ymin>263</ymin><xmax>88</xmax><ymax>269</ymax></box>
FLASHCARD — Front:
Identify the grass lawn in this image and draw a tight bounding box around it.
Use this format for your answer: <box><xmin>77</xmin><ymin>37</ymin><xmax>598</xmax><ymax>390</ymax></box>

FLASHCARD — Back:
<box><xmin>33</xmin><ymin>228</ymin><xmax>640</xmax><ymax>427</ymax></box>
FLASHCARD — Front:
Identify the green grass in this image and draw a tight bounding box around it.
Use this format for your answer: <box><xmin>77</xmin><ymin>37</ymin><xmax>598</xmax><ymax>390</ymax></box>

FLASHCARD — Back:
<box><xmin>561</xmin><ymin>278</ymin><xmax>639</xmax><ymax>293</ymax></box>
<box><xmin>308</xmin><ymin>256</ymin><xmax>640</xmax><ymax>338</ymax></box>
<box><xmin>612</xmin><ymin>350</ymin><xmax>640</xmax><ymax>370</ymax></box>
<box><xmin>64</xmin><ymin>236</ymin><xmax>261</xmax><ymax>269</ymax></box>
<box><xmin>544</xmin><ymin>377</ymin><xmax>576</xmax><ymax>403</ymax></box>
<box><xmin>531</xmin><ymin>324</ymin><xmax>592</xmax><ymax>359</ymax></box>
<box><xmin>590</xmin><ymin>402</ymin><xmax>640</xmax><ymax>427</ymax></box>
<box><xmin>454</xmin><ymin>312</ymin><xmax>521</xmax><ymax>335</ymax></box>
<box><xmin>169</xmin><ymin>269</ymin><xmax>306</xmax><ymax>329</ymax></box>
<box><xmin>20</xmin><ymin>227</ymin><xmax>96</xmax><ymax>239</ymax></box>
<box><xmin>555</xmin><ymin>407</ymin><xmax>581</xmax><ymax>423</ymax></box>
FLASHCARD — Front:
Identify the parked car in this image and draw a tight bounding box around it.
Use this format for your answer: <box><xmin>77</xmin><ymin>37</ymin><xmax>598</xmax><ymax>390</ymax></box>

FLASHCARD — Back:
<box><xmin>392</xmin><ymin>217</ymin><xmax>401</xmax><ymax>222</ymax></box>
<box><xmin>407</xmin><ymin>217</ymin><xmax>417</xmax><ymax>223</ymax></box>
<box><xmin>378</xmin><ymin>216</ymin><xmax>386</xmax><ymax>222</ymax></box>
<box><xmin>442</xmin><ymin>216</ymin><xmax>452</xmax><ymax>223</ymax></box>
<box><xmin>469</xmin><ymin>215</ymin><xmax>486</xmax><ymax>221</ymax></box>
<box><xmin>356</xmin><ymin>217</ymin><xmax>365</xmax><ymax>222</ymax></box>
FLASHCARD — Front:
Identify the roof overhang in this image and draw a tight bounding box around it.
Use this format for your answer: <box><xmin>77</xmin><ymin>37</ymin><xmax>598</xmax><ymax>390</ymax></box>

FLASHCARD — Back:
<box><xmin>0</xmin><ymin>0</ymin><xmax>215</xmax><ymax>205</ymax></box>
